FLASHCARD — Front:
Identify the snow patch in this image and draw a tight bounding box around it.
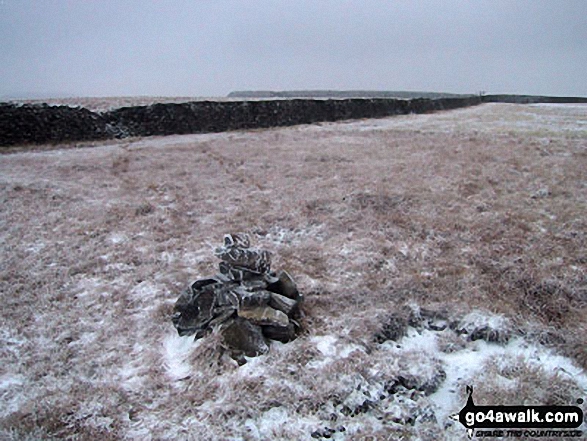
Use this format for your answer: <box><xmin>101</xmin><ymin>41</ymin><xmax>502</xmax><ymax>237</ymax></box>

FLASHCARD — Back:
<box><xmin>307</xmin><ymin>335</ymin><xmax>363</xmax><ymax>369</ymax></box>
<box><xmin>259</xmin><ymin>225</ymin><xmax>324</xmax><ymax>246</ymax></box>
<box><xmin>162</xmin><ymin>333</ymin><xmax>200</xmax><ymax>381</ymax></box>
<box><xmin>0</xmin><ymin>373</ymin><xmax>25</xmax><ymax>390</ymax></box>
<box><xmin>0</xmin><ymin>373</ymin><xmax>27</xmax><ymax>418</ymax></box>
<box><xmin>257</xmin><ymin>406</ymin><xmax>289</xmax><ymax>435</ymax></box>
<box><xmin>457</xmin><ymin>310</ymin><xmax>511</xmax><ymax>335</ymax></box>
<box><xmin>373</xmin><ymin>313</ymin><xmax>587</xmax><ymax>428</ymax></box>
<box><xmin>395</xmin><ymin>327</ymin><xmax>439</xmax><ymax>353</ymax></box>
<box><xmin>108</xmin><ymin>233</ymin><xmax>128</xmax><ymax>244</ymax></box>
<box><xmin>182</xmin><ymin>249</ymin><xmax>211</xmax><ymax>266</ymax></box>
<box><xmin>25</xmin><ymin>241</ymin><xmax>45</xmax><ymax>253</ymax></box>
<box><xmin>428</xmin><ymin>335</ymin><xmax>586</xmax><ymax>425</ymax></box>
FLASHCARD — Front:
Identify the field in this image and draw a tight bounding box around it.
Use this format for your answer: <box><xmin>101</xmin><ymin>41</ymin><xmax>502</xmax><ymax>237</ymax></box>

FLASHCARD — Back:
<box><xmin>1</xmin><ymin>103</ymin><xmax>586</xmax><ymax>440</ymax></box>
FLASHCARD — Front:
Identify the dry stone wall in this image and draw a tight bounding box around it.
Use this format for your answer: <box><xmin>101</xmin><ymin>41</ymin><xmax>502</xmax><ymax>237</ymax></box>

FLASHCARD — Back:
<box><xmin>482</xmin><ymin>95</ymin><xmax>587</xmax><ymax>104</ymax></box>
<box><xmin>2</xmin><ymin>94</ymin><xmax>585</xmax><ymax>147</ymax></box>
<box><xmin>0</xmin><ymin>97</ymin><xmax>481</xmax><ymax>147</ymax></box>
<box><xmin>0</xmin><ymin>103</ymin><xmax>112</xmax><ymax>146</ymax></box>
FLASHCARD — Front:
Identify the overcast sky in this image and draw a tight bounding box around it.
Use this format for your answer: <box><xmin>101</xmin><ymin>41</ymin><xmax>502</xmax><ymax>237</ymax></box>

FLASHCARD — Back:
<box><xmin>1</xmin><ymin>0</ymin><xmax>586</xmax><ymax>98</ymax></box>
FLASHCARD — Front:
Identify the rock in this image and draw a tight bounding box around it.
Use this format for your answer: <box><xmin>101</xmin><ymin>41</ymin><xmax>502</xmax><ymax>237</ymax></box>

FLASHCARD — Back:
<box><xmin>469</xmin><ymin>326</ymin><xmax>509</xmax><ymax>343</ymax></box>
<box><xmin>208</xmin><ymin>306</ymin><xmax>237</xmax><ymax>327</ymax></box>
<box><xmin>428</xmin><ymin>319</ymin><xmax>449</xmax><ymax>331</ymax></box>
<box><xmin>238</xmin><ymin>306</ymin><xmax>290</xmax><ymax>327</ymax></box>
<box><xmin>414</xmin><ymin>405</ymin><xmax>438</xmax><ymax>424</ymax></box>
<box><xmin>397</xmin><ymin>369</ymin><xmax>447</xmax><ymax>396</ymax></box>
<box><xmin>531</xmin><ymin>187</ymin><xmax>550</xmax><ymax>199</ymax></box>
<box><xmin>172</xmin><ymin>277</ymin><xmax>240</xmax><ymax>337</ymax></box>
<box><xmin>241</xmin><ymin>277</ymin><xmax>271</xmax><ymax>291</ymax></box>
<box><xmin>172</xmin><ymin>282</ymin><xmax>218</xmax><ymax>336</ymax></box>
<box><xmin>222</xmin><ymin>233</ymin><xmax>250</xmax><ymax>249</ymax></box>
<box><xmin>374</xmin><ymin>313</ymin><xmax>408</xmax><ymax>343</ymax></box>
<box><xmin>269</xmin><ymin>292</ymin><xmax>298</xmax><ymax>316</ymax></box>
<box><xmin>237</xmin><ymin>289</ymin><xmax>272</xmax><ymax>308</ymax></box>
<box><xmin>407</xmin><ymin>306</ymin><xmax>449</xmax><ymax>331</ymax></box>
<box><xmin>452</xmin><ymin>311</ymin><xmax>511</xmax><ymax>344</ymax></box>
<box><xmin>220</xmin><ymin>318</ymin><xmax>268</xmax><ymax>358</ymax></box>
<box><xmin>262</xmin><ymin>322</ymin><xmax>296</xmax><ymax>343</ymax></box>
<box><xmin>214</xmin><ymin>285</ymin><xmax>240</xmax><ymax>308</ymax></box>
<box><xmin>268</xmin><ymin>270</ymin><xmax>300</xmax><ymax>300</ymax></box>
<box><xmin>219</xmin><ymin>262</ymin><xmax>260</xmax><ymax>281</ymax></box>
<box><xmin>215</xmin><ymin>242</ymin><xmax>272</xmax><ymax>274</ymax></box>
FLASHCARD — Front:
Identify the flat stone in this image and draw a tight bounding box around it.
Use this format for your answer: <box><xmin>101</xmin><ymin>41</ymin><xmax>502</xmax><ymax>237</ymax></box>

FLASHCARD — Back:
<box><xmin>220</xmin><ymin>318</ymin><xmax>269</xmax><ymax>358</ymax></box>
<box><xmin>269</xmin><ymin>292</ymin><xmax>298</xmax><ymax>316</ymax></box>
<box><xmin>238</xmin><ymin>306</ymin><xmax>290</xmax><ymax>327</ymax></box>
<box><xmin>191</xmin><ymin>278</ymin><xmax>221</xmax><ymax>291</ymax></box>
<box><xmin>237</xmin><ymin>288</ymin><xmax>271</xmax><ymax>308</ymax></box>
<box><xmin>262</xmin><ymin>322</ymin><xmax>297</xmax><ymax>343</ymax></box>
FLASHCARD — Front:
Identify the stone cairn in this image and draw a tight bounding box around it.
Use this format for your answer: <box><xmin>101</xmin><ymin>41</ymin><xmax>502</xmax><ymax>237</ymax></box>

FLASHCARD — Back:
<box><xmin>172</xmin><ymin>233</ymin><xmax>302</xmax><ymax>364</ymax></box>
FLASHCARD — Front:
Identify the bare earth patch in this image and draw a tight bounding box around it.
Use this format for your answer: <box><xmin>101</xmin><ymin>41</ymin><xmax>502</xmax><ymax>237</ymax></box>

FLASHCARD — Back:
<box><xmin>0</xmin><ymin>103</ymin><xmax>586</xmax><ymax>439</ymax></box>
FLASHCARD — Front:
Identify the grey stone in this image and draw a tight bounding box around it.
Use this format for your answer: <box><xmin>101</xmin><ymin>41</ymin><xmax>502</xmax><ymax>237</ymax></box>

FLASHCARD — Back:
<box><xmin>214</xmin><ymin>285</ymin><xmax>239</xmax><ymax>308</ymax></box>
<box><xmin>222</xmin><ymin>233</ymin><xmax>251</xmax><ymax>249</ymax></box>
<box><xmin>172</xmin><ymin>283</ymin><xmax>218</xmax><ymax>336</ymax></box>
<box><xmin>238</xmin><ymin>306</ymin><xmax>290</xmax><ymax>327</ymax></box>
<box><xmin>268</xmin><ymin>270</ymin><xmax>300</xmax><ymax>300</ymax></box>
<box><xmin>531</xmin><ymin>187</ymin><xmax>550</xmax><ymax>199</ymax></box>
<box><xmin>216</xmin><ymin>243</ymin><xmax>271</xmax><ymax>274</ymax></box>
<box><xmin>397</xmin><ymin>368</ymin><xmax>447</xmax><ymax>396</ymax></box>
<box><xmin>469</xmin><ymin>326</ymin><xmax>509</xmax><ymax>343</ymax></box>
<box><xmin>208</xmin><ymin>306</ymin><xmax>237</xmax><ymax>327</ymax></box>
<box><xmin>238</xmin><ymin>289</ymin><xmax>271</xmax><ymax>308</ymax></box>
<box><xmin>240</xmin><ymin>278</ymin><xmax>270</xmax><ymax>291</ymax></box>
<box><xmin>407</xmin><ymin>307</ymin><xmax>449</xmax><ymax>331</ymax></box>
<box><xmin>172</xmin><ymin>278</ymin><xmax>239</xmax><ymax>337</ymax></box>
<box><xmin>220</xmin><ymin>317</ymin><xmax>269</xmax><ymax>358</ymax></box>
<box><xmin>374</xmin><ymin>313</ymin><xmax>407</xmax><ymax>343</ymax></box>
<box><xmin>269</xmin><ymin>292</ymin><xmax>298</xmax><ymax>316</ymax></box>
<box><xmin>262</xmin><ymin>322</ymin><xmax>296</xmax><ymax>343</ymax></box>
<box><xmin>219</xmin><ymin>262</ymin><xmax>255</xmax><ymax>281</ymax></box>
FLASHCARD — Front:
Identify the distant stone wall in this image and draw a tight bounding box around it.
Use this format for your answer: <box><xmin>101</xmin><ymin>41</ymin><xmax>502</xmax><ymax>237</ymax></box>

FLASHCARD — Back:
<box><xmin>3</xmin><ymin>94</ymin><xmax>584</xmax><ymax>147</ymax></box>
<box><xmin>482</xmin><ymin>95</ymin><xmax>587</xmax><ymax>104</ymax></box>
<box><xmin>102</xmin><ymin>96</ymin><xmax>482</xmax><ymax>138</ymax></box>
<box><xmin>0</xmin><ymin>97</ymin><xmax>482</xmax><ymax>147</ymax></box>
<box><xmin>0</xmin><ymin>97</ymin><xmax>480</xmax><ymax>146</ymax></box>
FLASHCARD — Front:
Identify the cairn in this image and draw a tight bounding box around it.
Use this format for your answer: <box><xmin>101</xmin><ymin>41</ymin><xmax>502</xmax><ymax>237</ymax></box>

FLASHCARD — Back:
<box><xmin>172</xmin><ymin>233</ymin><xmax>302</xmax><ymax>364</ymax></box>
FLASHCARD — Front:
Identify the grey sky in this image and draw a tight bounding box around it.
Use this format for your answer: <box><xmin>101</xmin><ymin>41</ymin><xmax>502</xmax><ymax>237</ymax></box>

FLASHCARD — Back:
<box><xmin>1</xmin><ymin>0</ymin><xmax>586</xmax><ymax>98</ymax></box>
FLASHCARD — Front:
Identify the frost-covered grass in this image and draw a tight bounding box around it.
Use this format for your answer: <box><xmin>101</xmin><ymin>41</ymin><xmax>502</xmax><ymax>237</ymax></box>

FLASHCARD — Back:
<box><xmin>1</xmin><ymin>103</ymin><xmax>586</xmax><ymax>439</ymax></box>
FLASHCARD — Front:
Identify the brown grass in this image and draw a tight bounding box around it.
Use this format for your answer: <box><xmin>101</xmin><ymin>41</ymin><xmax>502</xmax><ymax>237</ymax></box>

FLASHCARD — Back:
<box><xmin>0</xmin><ymin>103</ymin><xmax>586</xmax><ymax>439</ymax></box>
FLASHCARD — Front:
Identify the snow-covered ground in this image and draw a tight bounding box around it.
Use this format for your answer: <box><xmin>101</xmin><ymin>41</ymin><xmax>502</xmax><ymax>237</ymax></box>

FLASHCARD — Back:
<box><xmin>1</xmin><ymin>103</ymin><xmax>586</xmax><ymax>439</ymax></box>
